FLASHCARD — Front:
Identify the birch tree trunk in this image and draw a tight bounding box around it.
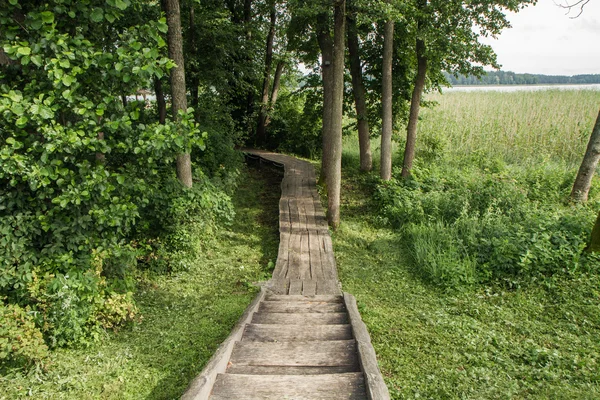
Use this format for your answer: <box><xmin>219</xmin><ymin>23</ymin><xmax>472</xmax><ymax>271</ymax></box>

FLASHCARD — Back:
<box><xmin>165</xmin><ymin>0</ymin><xmax>193</xmax><ymax>188</ymax></box>
<box><xmin>571</xmin><ymin>109</ymin><xmax>600</xmax><ymax>202</ymax></box>
<box><xmin>401</xmin><ymin>37</ymin><xmax>427</xmax><ymax>178</ymax></box>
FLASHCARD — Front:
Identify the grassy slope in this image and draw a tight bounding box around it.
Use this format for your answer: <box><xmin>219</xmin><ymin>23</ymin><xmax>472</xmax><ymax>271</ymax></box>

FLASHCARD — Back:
<box><xmin>1</xmin><ymin>166</ymin><xmax>280</xmax><ymax>399</ymax></box>
<box><xmin>334</xmin><ymin>90</ymin><xmax>600</xmax><ymax>399</ymax></box>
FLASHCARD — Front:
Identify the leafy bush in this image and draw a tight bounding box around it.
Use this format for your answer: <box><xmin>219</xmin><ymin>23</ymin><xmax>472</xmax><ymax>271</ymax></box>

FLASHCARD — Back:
<box><xmin>375</xmin><ymin>163</ymin><xmax>598</xmax><ymax>288</ymax></box>
<box><xmin>0</xmin><ymin>302</ymin><xmax>49</xmax><ymax>370</ymax></box>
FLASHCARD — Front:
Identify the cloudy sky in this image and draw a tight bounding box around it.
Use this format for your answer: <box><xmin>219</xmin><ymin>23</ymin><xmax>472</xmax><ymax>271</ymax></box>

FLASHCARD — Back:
<box><xmin>480</xmin><ymin>0</ymin><xmax>600</xmax><ymax>75</ymax></box>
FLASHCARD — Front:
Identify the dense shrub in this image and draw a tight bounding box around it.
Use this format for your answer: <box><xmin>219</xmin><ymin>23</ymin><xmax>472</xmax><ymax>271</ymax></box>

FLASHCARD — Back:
<box><xmin>0</xmin><ymin>303</ymin><xmax>49</xmax><ymax>370</ymax></box>
<box><xmin>0</xmin><ymin>0</ymin><xmax>239</xmax><ymax>355</ymax></box>
<box><xmin>375</xmin><ymin>163</ymin><xmax>598</xmax><ymax>288</ymax></box>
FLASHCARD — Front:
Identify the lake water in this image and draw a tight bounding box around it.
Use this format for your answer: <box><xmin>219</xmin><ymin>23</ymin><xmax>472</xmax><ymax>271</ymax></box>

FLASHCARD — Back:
<box><xmin>444</xmin><ymin>84</ymin><xmax>600</xmax><ymax>92</ymax></box>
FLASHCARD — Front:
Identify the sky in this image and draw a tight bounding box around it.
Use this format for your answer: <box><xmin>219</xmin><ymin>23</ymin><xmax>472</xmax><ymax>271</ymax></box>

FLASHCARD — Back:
<box><xmin>480</xmin><ymin>0</ymin><xmax>600</xmax><ymax>75</ymax></box>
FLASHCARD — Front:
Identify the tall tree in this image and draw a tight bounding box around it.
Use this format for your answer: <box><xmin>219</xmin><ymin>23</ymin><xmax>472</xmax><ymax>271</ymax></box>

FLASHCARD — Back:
<box><xmin>399</xmin><ymin>0</ymin><xmax>536</xmax><ymax>178</ymax></box>
<box><xmin>317</xmin><ymin>11</ymin><xmax>335</xmax><ymax>183</ymax></box>
<box><xmin>256</xmin><ymin>0</ymin><xmax>278</xmax><ymax>145</ymax></box>
<box><xmin>401</xmin><ymin>0</ymin><xmax>427</xmax><ymax>178</ymax></box>
<box><xmin>571</xmin><ymin>110</ymin><xmax>600</xmax><ymax>202</ymax></box>
<box><xmin>347</xmin><ymin>4</ymin><xmax>372</xmax><ymax>172</ymax></box>
<box><xmin>324</xmin><ymin>0</ymin><xmax>346</xmax><ymax>229</ymax></box>
<box><xmin>165</xmin><ymin>0</ymin><xmax>193</xmax><ymax>187</ymax></box>
<box><xmin>380</xmin><ymin>16</ymin><xmax>394</xmax><ymax>181</ymax></box>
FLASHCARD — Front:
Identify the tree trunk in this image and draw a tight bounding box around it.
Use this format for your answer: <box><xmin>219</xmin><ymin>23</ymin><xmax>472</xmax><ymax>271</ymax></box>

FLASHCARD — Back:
<box><xmin>401</xmin><ymin>37</ymin><xmax>427</xmax><ymax>178</ymax></box>
<box><xmin>347</xmin><ymin>11</ymin><xmax>372</xmax><ymax>172</ymax></box>
<box><xmin>587</xmin><ymin>210</ymin><xmax>600</xmax><ymax>252</ymax></box>
<box><xmin>189</xmin><ymin>4</ymin><xmax>199</xmax><ymax>110</ymax></box>
<box><xmin>571</xmin><ymin>109</ymin><xmax>600</xmax><ymax>202</ymax></box>
<box><xmin>154</xmin><ymin>77</ymin><xmax>167</xmax><ymax>125</ymax></box>
<box><xmin>324</xmin><ymin>0</ymin><xmax>345</xmax><ymax>230</ymax></box>
<box><xmin>165</xmin><ymin>0</ymin><xmax>193</xmax><ymax>188</ymax></box>
<box><xmin>264</xmin><ymin>61</ymin><xmax>284</xmax><ymax>128</ymax></box>
<box><xmin>256</xmin><ymin>2</ymin><xmax>276</xmax><ymax>145</ymax></box>
<box><xmin>317</xmin><ymin>12</ymin><xmax>334</xmax><ymax>184</ymax></box>
<box><xmin>380</xmin><ymin>18</ymin><xmax>394</xmax><ymax>181</ymax></box>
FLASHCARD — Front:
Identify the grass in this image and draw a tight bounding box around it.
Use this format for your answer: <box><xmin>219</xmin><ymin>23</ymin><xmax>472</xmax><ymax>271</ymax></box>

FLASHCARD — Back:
<box><xmin>419</xmin><ymin>90</ymin><xmax>600</xmax><ymax>166</ymax></box>
<box><xmin>336</xmin><ymin>89</ymin><xmax>600</xmax><ymax>399</ymax></box>
<box><xmin>335</xmin><ymin>159</ymin><xmax>600</xmax><ymax>399</ymax></box>
<box><xmin>0</xmin><ymin>165</ymin><xmax>280</xmax><ymax>399</ymax></box>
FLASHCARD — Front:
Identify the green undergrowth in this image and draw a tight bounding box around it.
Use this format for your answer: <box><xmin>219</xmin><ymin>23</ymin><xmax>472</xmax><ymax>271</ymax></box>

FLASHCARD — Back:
<box><xmin>0</xmin><ymin>165</ymin><xmax>280</xmax><ymax>399</ymax></box>
<box><xmin>335</xmin><ymin>143</ymin><xmax>600</xmax><ymax>399</ymax></box>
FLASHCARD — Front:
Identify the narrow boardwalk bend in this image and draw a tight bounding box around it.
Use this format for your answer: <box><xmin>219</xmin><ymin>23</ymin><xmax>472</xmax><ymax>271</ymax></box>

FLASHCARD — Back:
<box><xmin>182</xmin><ymin>150</ymin><xmax>390</xmax><ymax>400</ymax></box>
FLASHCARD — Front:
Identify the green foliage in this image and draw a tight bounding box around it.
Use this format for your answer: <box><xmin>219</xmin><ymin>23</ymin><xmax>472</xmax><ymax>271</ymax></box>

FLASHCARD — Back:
<box><xmin>375</xmin><ymin>163</ymin><xmax>597</xmax><ymax>288</ymax></box>
<box><xmin>335</xmin><ymin>153</ymin><xmax>600</xmax><ymax>399</ymax></box>
<box><xmin>0</xmin><ymin>302</ymin><xmax>49</xmax><ymax>370</ymax></box>
<box><xmin>0</xmin><ymin>0</ymin><xmax>229</xmax><ymax>353</ymax></box>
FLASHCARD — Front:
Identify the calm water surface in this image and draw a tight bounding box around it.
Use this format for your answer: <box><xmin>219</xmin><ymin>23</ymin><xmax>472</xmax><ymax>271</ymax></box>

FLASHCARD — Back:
<box><xmin>444</xmin><ymin>84</ymin><xmax>600</xmax><ymax>92</ymax></box>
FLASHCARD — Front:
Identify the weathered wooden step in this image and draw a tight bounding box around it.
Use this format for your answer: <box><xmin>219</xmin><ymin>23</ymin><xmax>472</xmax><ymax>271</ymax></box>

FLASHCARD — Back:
<box><xmin>209</xmin><ymin>373</ymin><xmax>367</xmax><ymax>400</ymax></box>
<box><xmin>259</xmin><ymin>300</ymin><xmax>346</xmax><ymax>313</ymax></box>
<box><xmin>229</xmin><ymin>340</ymin><xmax>359</xmax><ymax>368</ymax></box>
<box><xmin>226</xmin><ymin>365</ymin><xmax>358</xmax><ymax>375</ymax></box>
<box><xmin>265</xmin><ymin>294</ymin><xmax>343</xmax><ymax>302</ymax></box>
<box><xmin>242</xmin><ymin>323</ymin><xmax>353</xmax><ymax>342</ymax></box>
<box><xmin>251</xmin><ymin>312</ymin><xmax>349</xmax><ymax>325</ymax></box>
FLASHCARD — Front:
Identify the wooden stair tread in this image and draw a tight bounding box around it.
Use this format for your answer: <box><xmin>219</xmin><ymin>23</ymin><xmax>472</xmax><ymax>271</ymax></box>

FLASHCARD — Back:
<box><xmin>265</xmin><ymin>294</ymin><xmax>343</xmax><ymax>302</ymax></box>
<box><xmin>259</xmin><ymin>301</ymin><xmax>346</xmax><ymax>313</ymax></box>
<box><xmin>226</xmin><ymin>365</ymin><xmax>358</xmax><ymax>375</ymax></box>
<box><xmin>242</xmin><ymin>323</ymin><xmax>353</xmax><ymax>342</ymax></box>
<box><xmin>229</xmin><ymin>340</ymin><xmax>359</xmax><ymax>367</ymax></box>
<box><xmin>209</xmin><ymin>373</ymin><xmax>367</xmax><ymax>400</ymax></box>
<box><xmin>252</xmin><ymin>312</ymin><xmax>349</xmax><ymax>325</ymax></box>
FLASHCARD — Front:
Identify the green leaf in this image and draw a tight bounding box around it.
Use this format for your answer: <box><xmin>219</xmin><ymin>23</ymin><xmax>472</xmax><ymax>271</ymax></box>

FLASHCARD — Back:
<box><xmin>9</xmin><ymin>0</ymin><xmax>18</xmax><ymax>5</ymax></box>
<box><xmin>68</xmin><ymin>11</ymin><xmax>76</xmax><ymax>18</ymax></box>
<box><xmin>17</xmin><ymin>47</ymin><xmax>31</xmax><ymax>56</ymax></box>
<box><xmin>59</xmin><ymin>59</ymin><xmax>70</xmax><ymax>68</ymax></box>
<box><xmin>117</xmin><ymin>175</ymin><xmax>125</xmax><ymax>184</ymax></box>
<box><xmin>114</xmin><ymin>0</ymin><xmax>130</xmax><ymax>11</ymax></box>
<box><xmin>11</xmin><ymin>103</ymin><xmax>25</xmax><ymax>116</ymax></box>
<box><xmin>115</xmin><ymin>62</ymin><xmax>123</xmax><ymax>72</ymax></box>
<box><xmin>105</xmin><ymin>12</ymin><xmax>116</xmax><ymax>23</ymax></box>
<box><xmin>157</xmin><ymin>18</ymin><xmax>168</xmax><ymax>33</ymax></box>
<box><xmin>62</xmin><ymin>74</ymin><xmax>76</xmax><ymax>87</ymax></box>
<box><xmin>16</xmin><ymin>116</ymin><xmax>28</xmax><ymax>127</ymax></box>
<box><xmin>31</xmin><ymin>55</ymin><xmax>42</xmax><ymax>66</ymax></box>
<box><xmin>40</xmin><ymin>11</ymin><xmax>54</xmax><ymax>24</ymax></box>
<box><xmin>90</xmin><ymin>8</ymin><xmax>104</xmax><ymax>23</ymax></box>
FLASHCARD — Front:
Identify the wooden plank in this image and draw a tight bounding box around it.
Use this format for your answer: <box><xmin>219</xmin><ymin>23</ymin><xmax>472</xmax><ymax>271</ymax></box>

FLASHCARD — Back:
<box><xmin>264</xmin><ymin>295</ymin><xmax>343</xmax><ymax>303</ymax></box>
<box><xmin>268</xmin><ymin>278</ymin><xmax>289</xmax><ymax>295</ymax></box>
<box><xmin>259</xmin><ymin>301</ymin><xmax>345</xmax><ymax>314</ymax></box>
<box><xmin>181</xmin><ymin>289</ymin><xmax>266</xmax><ymax>400</ymax></box>
<box><xmin>320</xmin><ymin>232</ymin><xmax>338</xmax><ymax>280</ymax></box>
<box><xmin>317</xmin><ymin>279</ymin><xmax>341</xmax><ymax>295</ymax></box>
<box><xmin>226</xmin><ymin>365</ymin><xmax>358</xmax><ymax>375</ymax></box>
<box><xmin>272</xmin><ymin>231</ymin><xmax>290</xmax><ymax>278</ymax></box>
<box><xmin>344</xmin><ymin>293</ymin><xmax>391</xmax><ymax>400</ymax></box>
<box><xmin>209</xmin><ymin>373</ymin><xmax>367</xmax><ymax>400</ymax></box>
<box><xmin>298</xmin><ymin>232</ymin><xmax>310</xmax><ymax>279</ymax></box>
<box><xmin>302</xmin><ymin>279</ymin><xmax>317</xmax><ymax>296</ymax></box>
<box><xmin>242</xmin><ymin>324</ymin><xmax>353</xmax><ymax>342</ymax></box>
<box><xmin>288</xmin><ymin>279</ymin><xmax>303</xmax><ymax>295</ymax></box>
<box><xmin>286</xmin><ymin>233</ymin><xmax>302</xmax><ymax>280</ymax></box>
<box><xmin>229</xmin><ymin>340</ymin><xmax>358</xmax><ymax>367</ymax></box>
<box><xmin>279</xmin><ymin>198</ymin><xmax>291</xmax><ymax>234</ymax></box>
<box><xmin>251</xmin><ymin>312</ymin><xmax>349</xmax><ymax>325</ymax></box>
<box><xmin>308</xmin><ymin>231</ymin><xmax>325</xmax><ymax>280</ymax></box>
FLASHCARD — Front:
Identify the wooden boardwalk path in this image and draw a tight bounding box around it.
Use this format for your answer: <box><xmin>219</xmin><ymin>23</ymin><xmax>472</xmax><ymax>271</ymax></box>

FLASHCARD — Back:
<box><xmin>182</xmin><ymin>150</ymin><xmax>389</xmax><ymax>400</ymax></box>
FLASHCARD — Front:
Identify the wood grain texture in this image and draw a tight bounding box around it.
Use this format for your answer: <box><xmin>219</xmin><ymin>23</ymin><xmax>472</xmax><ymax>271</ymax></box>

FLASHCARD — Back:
<box><xmin>251</xmin><ymin>312</ymin><xmax>349</xmax><ymax>325</ymax></box>
<box><xmin>242</xmin><ymin>324</ymin><xmax>353</xmax><ymax>342</ymax></box>
<box><xmin>259</xmin><ymin>301</ymin><xmax>345</xmax><ymax>314</ymax></box>
<box><xmin>229</xmin><ymin>340</ymin><xmax>359</xmax><ymax>367</ymax></box>
<box><xmin>209</xmin><ymin>373</ymin><xmax>367</xmax><ymax>400</ymax></box>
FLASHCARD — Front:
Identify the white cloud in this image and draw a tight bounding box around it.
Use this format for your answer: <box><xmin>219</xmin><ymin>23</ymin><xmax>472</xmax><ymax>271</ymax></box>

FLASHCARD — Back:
<box><xmin>480</xmin><ymin>0</ymin><xmax>600</xmax><ymax>75</ymax></box>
